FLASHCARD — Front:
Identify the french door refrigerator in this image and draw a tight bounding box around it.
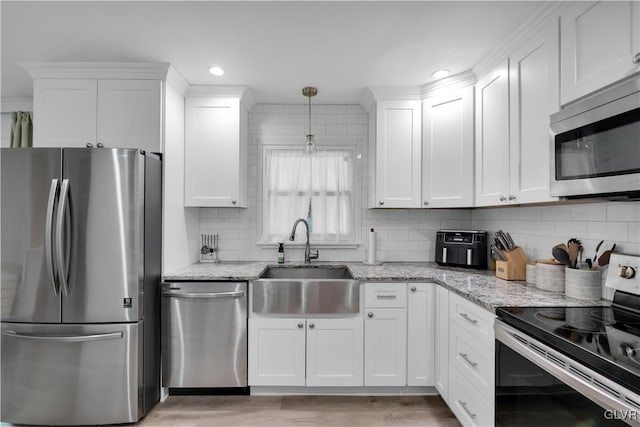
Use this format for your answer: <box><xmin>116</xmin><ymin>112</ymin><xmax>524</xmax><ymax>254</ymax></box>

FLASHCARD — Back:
<box><xmin>1</xmin><ymin>147</ymin><xmax>161</xmax><ymax>425</ymax></box>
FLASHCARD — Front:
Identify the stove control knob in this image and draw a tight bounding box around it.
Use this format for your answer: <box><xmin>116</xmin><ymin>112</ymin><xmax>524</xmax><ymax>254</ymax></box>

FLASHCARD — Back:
<box><xmin>619</xmin><ymin>266</ymin><xmax>636</xmax><ymax>279</ymax></box>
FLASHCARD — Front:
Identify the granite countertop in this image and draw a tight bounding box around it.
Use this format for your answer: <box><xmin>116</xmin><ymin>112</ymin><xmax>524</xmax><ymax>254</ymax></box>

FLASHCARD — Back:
<box><xmin>164</xmin><ymin>261</ymin><xmax>608</xmax><ymax>312</ymax></box>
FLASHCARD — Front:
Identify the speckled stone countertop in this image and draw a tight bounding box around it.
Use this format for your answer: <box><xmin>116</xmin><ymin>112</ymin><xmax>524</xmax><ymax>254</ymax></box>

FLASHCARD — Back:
<box><xmin>164</xmin><ymin>261</ymin><xmax>608</xmax><ymax>312</ymax></box>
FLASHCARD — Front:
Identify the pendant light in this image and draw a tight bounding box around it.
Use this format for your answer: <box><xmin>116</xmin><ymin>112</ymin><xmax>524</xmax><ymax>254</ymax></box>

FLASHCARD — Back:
<box><xmin>302</xmin><ymin>86</ymin><xmax>317</xmax><ymax>155</ymax></box>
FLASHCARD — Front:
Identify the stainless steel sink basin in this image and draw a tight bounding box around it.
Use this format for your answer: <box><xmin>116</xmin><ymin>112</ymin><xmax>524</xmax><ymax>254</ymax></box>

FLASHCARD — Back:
<box><xmin>252</xmin><ymin>266</ymin><xmax>359</xmax><ymax>314</ymax></box>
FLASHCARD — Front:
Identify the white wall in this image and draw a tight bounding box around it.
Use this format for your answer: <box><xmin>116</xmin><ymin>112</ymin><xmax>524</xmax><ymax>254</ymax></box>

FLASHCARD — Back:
<box><xmin>472</xmin><ymin>201</ymin><xmax>640</xmax><ymax>262</ymax></box>
<box><xmin>199</xmin><ymin>104</ymin><xmax>472</xmax><ymax>263</ymax></box>
<box><xmin>162</xmin><ymin>83</ymin><xmax>199</xmax><ymax>273</ymax></box>
<box><xmin>1</xmin><ymin>113</ymin><xmax>12</xmax><ymax>147</ymax></box>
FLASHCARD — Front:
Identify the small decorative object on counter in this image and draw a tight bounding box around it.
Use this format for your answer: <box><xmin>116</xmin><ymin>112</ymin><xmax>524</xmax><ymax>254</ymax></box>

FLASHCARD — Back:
<box><xmin>277</xmin><ymin>242</ymin><xmax>285</xmax><ymax>264</ymax></box>
<box><xmin>200</xmin><ymin>233</ymin><xmax>219</xmax><ymax>263</ymax></box>
<box><xmin>565</xmin><ymin>267</ymin><xmax>602</xmax><ymax>300</ymax></box>
<box><xmin>536</xmin><ymin>261</ymin><xmax>565</xmax><ymax>292</ymax></box>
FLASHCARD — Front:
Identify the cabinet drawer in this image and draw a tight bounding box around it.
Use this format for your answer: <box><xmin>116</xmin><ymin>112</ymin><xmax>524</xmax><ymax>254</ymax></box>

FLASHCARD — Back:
<box><xmin>364</xmin><ymin>283</ymin><xmax>407</xmax><ymax>308</ymax></box>
<box><xmin>449</xmin><ymin>292</ymin><xmax>494</xmax><ymax>339</ymax></box>
<box><xmin>450</xmin><ymin>321</ymin><xmax>494</xmax><ymax>397</ymax></box>
<box><xmin>450</xmin><ymin>366</ymin><xmax>494</xmax><ymax>427</ymax></box>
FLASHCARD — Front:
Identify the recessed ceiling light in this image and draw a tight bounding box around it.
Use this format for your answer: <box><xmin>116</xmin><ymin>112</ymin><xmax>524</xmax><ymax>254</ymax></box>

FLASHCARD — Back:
<box><xmin>209</xmin><ymin>66</ymin><xmax>224</xmax><ymax>77</ymax></box>
<box><xmin>431</xmin><ymin>69</ymin><xmax>450</xmax><ymax>79</ymax></box>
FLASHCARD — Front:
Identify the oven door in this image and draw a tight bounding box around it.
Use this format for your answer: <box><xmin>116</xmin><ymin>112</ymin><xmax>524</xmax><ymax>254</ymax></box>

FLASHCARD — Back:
<box><xmin>495</xmin><ymin>320</ymin><xmax>639</xmax><ymax>426</ymax></box>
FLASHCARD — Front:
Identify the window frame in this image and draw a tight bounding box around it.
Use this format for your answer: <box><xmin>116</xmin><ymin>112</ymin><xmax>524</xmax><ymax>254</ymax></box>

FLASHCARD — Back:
<box><xmin>257</xmin><ymin>144</ymin><xmax>361</xmax><ymax>248</ymax></box>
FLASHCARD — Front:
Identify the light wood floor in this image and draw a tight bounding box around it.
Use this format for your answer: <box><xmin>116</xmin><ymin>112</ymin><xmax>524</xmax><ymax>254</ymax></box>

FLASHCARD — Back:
<box><xmin>135</xmin><ymin>395</ymin><xmax>462</xmax><ymax>427</ymax></box>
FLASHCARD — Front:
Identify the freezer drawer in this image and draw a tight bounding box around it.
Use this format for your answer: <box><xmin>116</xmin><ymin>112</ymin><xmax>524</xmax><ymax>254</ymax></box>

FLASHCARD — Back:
<box><xmin>1</xmin><ymin>322</ymin><xmax>142</xmax><ymax>425</ymax></box>
<box><xmin>162</xmin><ymin>281</ymin><xmax>247</xmax><ymax>387</ymax></box>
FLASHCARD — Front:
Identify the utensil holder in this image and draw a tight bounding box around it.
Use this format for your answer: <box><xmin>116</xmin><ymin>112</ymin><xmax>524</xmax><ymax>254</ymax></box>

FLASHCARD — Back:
<box><xmin>495</xmin><ymin>247</ymin><xmax>528</xmax><ymax>281</ymax></box>
<box><xmin>536</xmin><ymin>262</ymin><xmax>565</xmax><ymax>292</ymax></box>
<box><xmin>565</xmin><ymin>268</ymin><xmax>602</xmax><ymax>300</ymax></box>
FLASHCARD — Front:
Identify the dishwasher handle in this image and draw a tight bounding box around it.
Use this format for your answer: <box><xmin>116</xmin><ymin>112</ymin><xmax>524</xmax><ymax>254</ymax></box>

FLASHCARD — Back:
<box><xmin>162</xmin><ymin>290</ymin><xmax>245</xmax><ymax>299</ymax></box>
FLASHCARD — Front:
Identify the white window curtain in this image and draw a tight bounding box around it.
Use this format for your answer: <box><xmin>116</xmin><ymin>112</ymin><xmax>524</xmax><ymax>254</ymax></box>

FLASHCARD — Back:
<box><xmin>262</xmin><ymin>149</ymin><xmax>355</xmax><ymax>244</ymax></box>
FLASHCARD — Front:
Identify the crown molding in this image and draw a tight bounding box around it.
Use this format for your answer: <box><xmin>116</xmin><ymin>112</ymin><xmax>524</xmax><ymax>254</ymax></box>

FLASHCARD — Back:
<box><xmin>166</xmin><ymin>66</ymin><xmax>189</xmax><ymax>97</ymax></box>
<box><xmin>473</xmin><ymin>2</ymin><xmax>567</xmax><ymax>78</ymax></box>
<box><xmin>1</xmin><ymin>97</ymin><xmax>33</xmax><ymax>112</ymax></box>
<box><xmin>420</xmin><ymin>69</ymin><xmax>477</xmax><ymax>99</ymax></box>
<box><xmin>186</xmin><ymin>85</ymin><xmax>255</xmax><ymax>110</ymax></box>
<box><xmin>366</xmin><ymin>86</ymin><xmax>422</xmax><ymax>101</ymax></box>
<box><xmin>19</xmin><ymin>61</ymin><xmax>171</xmax><ymax>80</ymax></box>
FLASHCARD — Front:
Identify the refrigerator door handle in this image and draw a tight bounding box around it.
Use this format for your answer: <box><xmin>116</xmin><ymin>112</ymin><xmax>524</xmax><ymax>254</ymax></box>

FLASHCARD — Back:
<box><xmin>45</xmin><ymin>178</ymin><xmax>60</xmax><ymax>296</ymax></box>
<box><xmin>2</xmin><ymin>330</ymin><xmax>123</xmax><ymax>342</ymax></box>
<box><xmin>55</xmin><ymin>179</ymin><xmax>71</xmax><ymax>296</ymax></box>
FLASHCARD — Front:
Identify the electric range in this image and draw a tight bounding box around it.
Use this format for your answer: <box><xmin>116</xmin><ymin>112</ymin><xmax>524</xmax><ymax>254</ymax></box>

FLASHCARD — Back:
<box><xmin>495</xmin><ymin>253</ymin><xmax>640</xmax><ymax>426</ymax></box>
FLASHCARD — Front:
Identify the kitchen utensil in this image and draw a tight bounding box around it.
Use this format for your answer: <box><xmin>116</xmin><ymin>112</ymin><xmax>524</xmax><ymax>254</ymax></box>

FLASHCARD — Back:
<box><xmin>552</xmin><ymin>245</ymin><xmax>572</xmax><ymax>267</ymax></box>
<box><xmin>567</xmin><ymin>239</ymin><xmax>582</xmax><ymax>269</ymax></box>
<box><xmin>593</xmin><ymin>240</ymin><xmax>604</xmax><ymax>263</ymax></box>
<box><xmin>201</xmin><ymin>235</ymin><xmax>209</xmax><ymax>255</ymax></box>
<box><xmin>597</xmin><ymin>243</ymin><xmax>616</xmax><ymax>267</ymax></box>
<box><xmin>496</xmin><ymin>231</ymin><xmax>511</xmax><ymax>252</ymax></box>
<box><xmin>492</xmin><ymin>245</ymin><xmax>506</xmax><ymax>261</ymax></box>
<box><xmin>505</xmin><ymin>232</ymin><xmax>516</xmax><ymax>250</ymax></box>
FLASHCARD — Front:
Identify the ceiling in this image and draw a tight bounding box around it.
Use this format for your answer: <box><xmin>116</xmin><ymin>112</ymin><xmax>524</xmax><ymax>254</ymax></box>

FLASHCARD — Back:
<box><xmin>1</xmin><ymin>1</ymin><xmax>544</xmax><ymax>104</ymax></box>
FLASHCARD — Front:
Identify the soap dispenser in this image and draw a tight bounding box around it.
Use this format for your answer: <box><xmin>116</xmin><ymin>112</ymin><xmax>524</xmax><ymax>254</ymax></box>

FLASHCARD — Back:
<box><xmin>277</xmin><ymin>242</ymin><xmax>285</xmax><ymax>264</ymax></box>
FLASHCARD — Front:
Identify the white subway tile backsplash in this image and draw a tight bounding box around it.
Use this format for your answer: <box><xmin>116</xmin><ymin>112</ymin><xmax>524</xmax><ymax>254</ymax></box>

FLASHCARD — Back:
<box><xmin>199</xmin><ymin>104</ymin><xmax>640</xmax><ymax>264</ymax></box>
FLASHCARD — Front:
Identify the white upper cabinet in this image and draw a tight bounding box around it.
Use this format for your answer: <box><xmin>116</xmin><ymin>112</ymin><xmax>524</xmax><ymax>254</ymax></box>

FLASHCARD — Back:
<box><xmin>368</xmin><ymin>98</ymin><xmax>422</xmax><ymax>208</ymax></box>
<box><xmin>475</xmin><ymin>60</ymin><xmax>511</xmax><ymax>207</ymax></box>
<box><xmin>560</xmin><ymin>1</ymin><xmax>640</xmax><ymax>105</ymax></box>
<box><xmin>184</xmin><ymin>88</ymin><xmax>252</xmax><ymax>208</ymax></box>
<box><xmin>475</xmin><ymin>18</ymin><xmax>561</xmax><ymax>207</ymax></box>
<box><xmin>25</xmin><ymin>62</ymin><xmax>167</xmax><ymax>153</ymax></box>
<box><xmin>508</xmin><ymin>19</ymin><xmax>560</xmax><ymax>204</ymax></box>
<box><xmin>422</xmin><ymin>86</ymin><xmax>475</xmax><ymax>208</ymax></box>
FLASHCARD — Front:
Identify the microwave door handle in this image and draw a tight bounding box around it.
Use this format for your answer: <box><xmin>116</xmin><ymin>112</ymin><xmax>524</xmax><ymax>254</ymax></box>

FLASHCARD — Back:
<box><xmin>55</xmin><ymin>179</ymin><xmax>70</xmax><ymax>296</ymax></box>
<box><xmin>44</xmin><ymin>179</ymin><xmax>59</xmax><ymax>296</ymax></box>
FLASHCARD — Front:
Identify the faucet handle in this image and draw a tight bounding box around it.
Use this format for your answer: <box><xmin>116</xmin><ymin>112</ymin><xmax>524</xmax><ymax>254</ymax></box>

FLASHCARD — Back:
<box><xmin>309</xmin><ymin>249</ymin><xmax>319</xmax><ymax>260</ymax></box>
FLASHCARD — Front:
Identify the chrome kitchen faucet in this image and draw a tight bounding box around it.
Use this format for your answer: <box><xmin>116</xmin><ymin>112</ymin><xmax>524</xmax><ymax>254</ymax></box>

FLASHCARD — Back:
<box><xmin>289</xmin><ymin>218</ymin><xmax>319</xmax><ymax>263</ymax></box>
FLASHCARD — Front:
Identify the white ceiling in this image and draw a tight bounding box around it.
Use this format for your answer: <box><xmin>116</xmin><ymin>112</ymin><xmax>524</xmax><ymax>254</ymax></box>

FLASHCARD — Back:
<box><xmin>1</xmin><ymin>1</ymin><xmax>544</xmax><ymax>104</ymax></box>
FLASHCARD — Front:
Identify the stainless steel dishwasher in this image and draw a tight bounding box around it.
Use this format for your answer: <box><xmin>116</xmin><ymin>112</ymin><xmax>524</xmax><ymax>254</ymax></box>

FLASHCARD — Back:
<box><xmin>161</xmin><ymin>281</ymin><xmax>247</xmax><ymax>388</ymax></box>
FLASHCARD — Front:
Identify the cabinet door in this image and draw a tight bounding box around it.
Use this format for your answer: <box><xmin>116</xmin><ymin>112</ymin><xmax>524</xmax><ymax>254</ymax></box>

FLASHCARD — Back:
<box><xmin>434</xmin><ymin>285</ymin><xmax>450</xmax><ymax>402</ymax></box>
<box><xmin>374</xmin><ymin>100</ymin><xmax>421</xmax><ymax>208</ymax></box>
<box><xmin>422</xmin><ymin>87</ymin><xmax>474</xmax><ymax>208</ymax></box>
<box><xmin>407</xmin><ymin>283</ymin><xmax>435</xmax><ymax>386</ymax></box>
<box><xmin>508</xmin><ymin>20</ymin><xmax>560</xmax><ymax>204</ymax></box>
<box><xmin>97</xmin><ymin>80</ymin><xmax>162</xmax><ymax>152</ymax></box>
<box><xmin>561</xmin><ymin>1</ymin><xmax>640</xmax><ymax>105</ymax></box>
<box><xmin>248</xmin><ymin>317</ymin><xmax>306</xmax><ymax>386</ymax></box>
<box><xmin>364</xmin><ymin>308</ymin><xmax>407</xmax><ymax>386</ymax></box>
<box><xmin>33</xmin><ymin>79</ymin><xmax>97</xmax><ymax>147</ymax></box>
<box><xmin>475</xmin><ymin>60</ymin><xmax>510</xmax><ymax>206</ymax></box>
<box><xmin>184</xmin><ymin>97</ymin><xmax>244</xmax><ymax>207</ymax></box>
<box><xmin>306</xmin><ymin>317</ymin><xmax>363</xmax><ymax>387</ymax></box>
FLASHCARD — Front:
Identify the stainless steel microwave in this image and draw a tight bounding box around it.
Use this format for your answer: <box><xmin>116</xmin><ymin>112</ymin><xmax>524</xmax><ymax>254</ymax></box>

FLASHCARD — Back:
<box><xmin>550</xmin><ymin>76</ymin><xmax>640</xmax><ymax>199</ymax></box>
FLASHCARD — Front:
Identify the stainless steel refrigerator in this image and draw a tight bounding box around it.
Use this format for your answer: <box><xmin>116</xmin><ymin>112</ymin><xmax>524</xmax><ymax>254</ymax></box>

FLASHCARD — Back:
<box><xmin>1</xmin><ymin>147</ymin><xmax>161</xmax><ymax>425</ymax></box>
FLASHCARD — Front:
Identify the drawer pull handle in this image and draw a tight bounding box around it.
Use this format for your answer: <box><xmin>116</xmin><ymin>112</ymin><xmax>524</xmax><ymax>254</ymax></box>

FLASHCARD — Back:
<box><xmin>459</xmin><ymin>352</ymin><xmax>478</xmax><ymax>367</ymax></box>
<box><xmin>458</xmin><ymin>400</ymin><xmax>477</xmax><ymax>419</ymax></box>
<box><xmin>376</xmin><ymin>294</ymin><xmax>396</xmax><ymax>299</ymax></box>
<box><xmin>459</xmin><ymin>312</ymin><xmax>478</xmax><ymax>324</ymax></box>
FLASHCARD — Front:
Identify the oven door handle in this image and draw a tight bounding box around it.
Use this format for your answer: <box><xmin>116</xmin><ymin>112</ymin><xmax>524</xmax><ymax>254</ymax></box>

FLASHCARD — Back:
<box><xmin>495</xmin><ymin>320</ymin><xmax>640</xmax><ymax>418</ymax></box>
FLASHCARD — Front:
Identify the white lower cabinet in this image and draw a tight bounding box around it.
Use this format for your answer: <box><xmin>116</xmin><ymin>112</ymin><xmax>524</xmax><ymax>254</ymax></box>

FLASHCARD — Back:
<box><xmin>434</xmin><ymin>285</ymin><xmax>450</xmax><ymax>402</ymax></box>
<box><xmin>306</xmin><ymin>317</ymin><xmax>363</xmax><ymax>387</ymax></box>
<box><xmin>446</xmin><ymin>292</ymin><xmax>496</xmax><ymax>427</ymax></box>
<box><xmin>363</xmin><ymin>282</ymin><xmax>434</xmax><ymax>387</ymax></box>
<box><xmin>248</xmin><ymin>316</ymin><xmax>363</xmax><ymax>387</ymax></box>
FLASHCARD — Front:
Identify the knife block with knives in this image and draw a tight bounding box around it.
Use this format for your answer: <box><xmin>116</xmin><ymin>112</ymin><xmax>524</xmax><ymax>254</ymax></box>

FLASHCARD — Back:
<box><xmin>495</xmin><ymin>247</ymin><xmax>528</xmax><ymax>280</ymax></box>
<box><xmin>493</xmin><ymin>230</ymin><xmax>528</xmax><ymax>281</ymax></box>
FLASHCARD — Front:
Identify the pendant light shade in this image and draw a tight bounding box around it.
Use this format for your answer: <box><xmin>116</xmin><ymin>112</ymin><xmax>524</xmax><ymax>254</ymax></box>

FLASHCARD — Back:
<box><xmin>302</xmin><ymin>86</ymin><xmax>317</xmax><ymax>155</ymax></box>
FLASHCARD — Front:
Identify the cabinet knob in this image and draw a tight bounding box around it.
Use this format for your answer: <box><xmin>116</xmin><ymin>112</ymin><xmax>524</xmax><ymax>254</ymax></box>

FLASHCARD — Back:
<box><xmin>367</xmin><ymin>312</ymin><xmax>374</xmax><ymax>318</ymax></box>
<box><xmin>309</xmin><ymin>323</ymin><xmax>315</xmax><ymax>329</ymax></box>
<box><xmin>508</xmin><ymin>194</ymin><xmax>516</xmax><ymax>201</ymax></box>
<box><xmin>96</xmin><ymin>143</ymin><xmax>104</xmax><ymax>148</ymax></box>
<box><xmin>379</xmin><ymin>201</ymin><xmax>384</xmax><ymax>206</ymax></box>
<box><xmin>499</xmin><ymin>195</ymin><xmax>507</xmax><ymax>202</ymax></box>
<box><xmin>633</xmin><ymin>52</ymin><xmax>640</xmax><ymax>65</ymax></box>
<box><xmin>231</xmin><ymin>200</ymin><xmax>237</xmax><ymax>205</ymax></box>
<box><xmin>297</xmin><ymin>322</ymin><xmax>304</xmax><ymax>329</ymax></box>
<box><xmin>423</xmin><ymin>201</ymin><xmax>429</xmax><ymax>206</ymax></box>
<box><xmin>410</xmin><ymin>286</ymin><xmax>416</xmax><ymax>292</ymax></box>
<box><xmin>86</xmin><ymin>143</ymin><xmax>93</xmax><ymax>148</ymax></box>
